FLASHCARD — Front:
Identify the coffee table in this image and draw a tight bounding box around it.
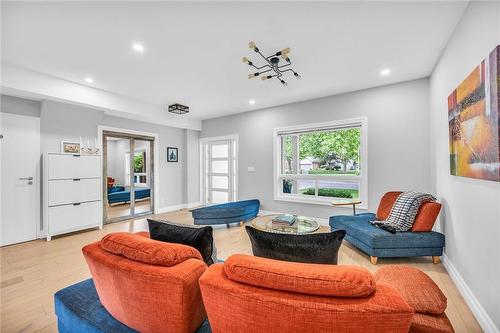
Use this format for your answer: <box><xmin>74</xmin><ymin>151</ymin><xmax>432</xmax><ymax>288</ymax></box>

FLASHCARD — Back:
<box><xmin>251</xmin><ymin>214</ymin><xmax>324</xmax><ymax>234</ymax></box>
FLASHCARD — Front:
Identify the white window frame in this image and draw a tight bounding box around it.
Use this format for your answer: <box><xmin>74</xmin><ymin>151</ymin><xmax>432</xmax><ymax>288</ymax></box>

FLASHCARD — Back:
<box><xmin>273</xmin><ymin>117</ymin><xmax>368</xmax><ymax>209</ymax></box>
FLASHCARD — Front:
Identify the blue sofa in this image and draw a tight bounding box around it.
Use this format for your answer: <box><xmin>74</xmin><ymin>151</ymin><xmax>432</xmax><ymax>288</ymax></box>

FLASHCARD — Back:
<box><xmin>330</xmin><ymin>213</ymin><xmax>445</xmax><ymax>264</ymax></box>
<box><xmin>192</xmin><ymin>199</ymin><xmax>260</xmax><ymax>226</ymax></box>
<box><xmin>107</xmin><ymin>186</ymin><xmax>150</xmax><ymax>204</ymax></box>
<box><xmin>55</xmin><ymin>278</ymin><xmax>211</xmax><ymax>333</ymax></box>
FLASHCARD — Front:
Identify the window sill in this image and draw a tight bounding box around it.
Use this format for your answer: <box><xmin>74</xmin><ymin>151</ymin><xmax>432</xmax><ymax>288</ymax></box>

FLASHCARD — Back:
<box><xmin>274</xmin><ymin>194</ymin><xmax>368</xmax><ymax>210</ymax></box>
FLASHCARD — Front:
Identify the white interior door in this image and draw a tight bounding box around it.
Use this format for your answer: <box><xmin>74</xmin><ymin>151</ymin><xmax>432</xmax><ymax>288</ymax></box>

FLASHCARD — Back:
<box><xmin>1</xmin><ymin>113</ymin><xmax>40</xmax><ymax>246</ymax></box>
<box><xmin>204</xmin><ymin>139</ymin><xmax>237</xmax><ymax>204</ymax></box>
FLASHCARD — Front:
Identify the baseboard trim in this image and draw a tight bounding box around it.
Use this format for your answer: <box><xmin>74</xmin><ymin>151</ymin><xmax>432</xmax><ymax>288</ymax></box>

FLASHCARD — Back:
<box><xmin>442</xmin><ymin>254</ymin><xmax>499</xmax><ymax>333</ymax></box>
<box><xmin>258</xmin><ymin>210</ymin><xmax>329</xmax><ymax>226</ymax></box>
<box><xmin>156</xmin><ymin>201</ymin><xmax>202</xmax><ymax>214</ymax></box>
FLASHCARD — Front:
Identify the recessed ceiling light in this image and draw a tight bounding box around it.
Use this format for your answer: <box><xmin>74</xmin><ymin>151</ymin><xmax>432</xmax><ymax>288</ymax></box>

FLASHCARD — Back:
<box><xmin>249</xmin><ymin>100</ymin><xmax>256</xmax><ymax>105</ymax></box>
<box><xmin>380</xmin><ymin>68</ymin><xmax>391</xmax><ymax>76</ymax></box>
<box><xmin>84</xmin><ymin>77</ymin><xmax>94</xmax><ymax>83</ymax></box>
<box><xmin>132</xmin><ymin>43</ymin><xmax>145</xmax><ymax>53</ymax></box>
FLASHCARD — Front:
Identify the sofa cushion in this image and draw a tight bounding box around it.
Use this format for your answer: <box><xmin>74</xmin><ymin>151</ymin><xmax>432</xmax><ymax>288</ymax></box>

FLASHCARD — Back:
<box><xmin>148</xmin><ymin>219</ymin><xmax>217</xmax><ymax>265</ymax></box>
<box><xmin>331</xmin><ymin>217</ymin><xmax>445</xmax><ymax>249</ymax></box>
<box><xmin>224</xmin><ymin>254</ymin><xmax>375</xmax><ymax>297</ymax></box>
<box><xmin>246</xmin><ymin>226</ymin><xmax>345</xmax><ymax>265</ymax></box>
<box><xmin>410</xmin><ymin>313</ymin><xmax>454</xmax><ymax>333</ymax></box>
<box><xmin>101</xmin><ymin>232</ymin><xmax>202</xmax><ymax>266</ymax></box>
<box><xmin>412</xmin><ymin>202</ymin><xmax>442</xmax><ymax>232</ymax></box>
<box><xmin>374</xmin><ymin>266</ymin><xmax>447</xmax><ymax>315</ymax></box>
<box><xmin>376</xmin><ymin>191</ymin><xmax>402</xmax><ymax>220</ymax></box>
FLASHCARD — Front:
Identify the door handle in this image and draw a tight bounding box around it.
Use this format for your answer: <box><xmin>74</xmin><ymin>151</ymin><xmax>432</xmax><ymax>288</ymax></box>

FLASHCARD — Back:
<box><xmin>19</xmin><ymin>177</ymin><xmax>33</xmax><ymax>180</ymax></box>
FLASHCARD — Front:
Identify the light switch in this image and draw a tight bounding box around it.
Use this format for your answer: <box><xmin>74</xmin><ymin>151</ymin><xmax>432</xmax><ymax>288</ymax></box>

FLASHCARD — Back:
<box><xmin>247</xmin><ymin>166</ymin><xmax>255</xmax><ymax>172</ymax></box>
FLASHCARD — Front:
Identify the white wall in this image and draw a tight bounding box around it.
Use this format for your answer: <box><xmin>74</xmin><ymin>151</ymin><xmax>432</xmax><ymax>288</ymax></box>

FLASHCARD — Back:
<box><xmin>201</xmin><ymin>78</ymin><xmax>432</xmax><ymax>219</ymax></box>
<box><xmin>429</xmin><ymin>2</ymin><xmax>500</xmax><ymax>331</ymax></box>
<box><xmin>1</xmin><ymin>97</ymin><xmax>197</xmax><ymax>212</ymax></box>
<box><xmin>0</xmin><ymin>95</ymin><xmax>40</xmax><ymax>118</ymax></box>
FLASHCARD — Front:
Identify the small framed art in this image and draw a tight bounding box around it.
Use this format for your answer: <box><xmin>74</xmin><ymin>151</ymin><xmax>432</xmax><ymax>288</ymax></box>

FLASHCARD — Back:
<box><xmin>167</xmin><ymin>147</ymin><xmax>178</xmax><ymax>162</ymax></box>
<box><xmin>61</xmin><ymin>141</ymin><xmax>81</xmax><ymax>154</ymax></box>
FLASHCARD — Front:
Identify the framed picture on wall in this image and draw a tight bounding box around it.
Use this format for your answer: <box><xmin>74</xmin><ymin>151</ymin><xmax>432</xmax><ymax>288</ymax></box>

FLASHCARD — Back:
<box><xmin>167</xmin><ymin>147</ymin><xmax>178</xmax><ymax>162</ymax></box>
<box><xmin>61</xmin><ymin>141</ymin><xmax>81</xmax><ymax>154</ymax></box>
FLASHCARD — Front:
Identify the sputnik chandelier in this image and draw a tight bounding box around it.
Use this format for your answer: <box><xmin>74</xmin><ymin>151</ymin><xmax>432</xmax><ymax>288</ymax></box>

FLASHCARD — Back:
<box><xmin>242</xmin><ymin>41</ymin><xmax>300</xmax><ymax>86</ymax></box>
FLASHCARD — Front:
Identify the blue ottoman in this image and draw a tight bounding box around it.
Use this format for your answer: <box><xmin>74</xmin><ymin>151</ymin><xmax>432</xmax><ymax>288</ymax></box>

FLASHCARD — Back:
<box><xmin>192</xmin><ymin>199</ymin><xmax>260</xmax><ymax>226</ymax></box>
<box><xmin>55</xmin><ymin>279</ymin><xmax>211</xmax><ymax>333</ymax></box>
<box><xmin>330</xmin><ymin>213</ymin><xmax>445</xmax><ymax>264</ymax></box>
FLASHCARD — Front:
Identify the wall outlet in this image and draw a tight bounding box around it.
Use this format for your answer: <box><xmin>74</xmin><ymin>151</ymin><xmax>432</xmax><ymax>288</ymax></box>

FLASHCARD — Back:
<box><xmin>247</xmin><ymin>166</ymin><xmax>255</xmax><ymax>172</ymax></box>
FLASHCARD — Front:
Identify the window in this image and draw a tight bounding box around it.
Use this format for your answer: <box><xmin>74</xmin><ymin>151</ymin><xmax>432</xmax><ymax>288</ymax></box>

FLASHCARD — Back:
<box><xmin>274</xmin><ymin>118</ymin><xmax>367</xmax><ymax>208</ymax></box>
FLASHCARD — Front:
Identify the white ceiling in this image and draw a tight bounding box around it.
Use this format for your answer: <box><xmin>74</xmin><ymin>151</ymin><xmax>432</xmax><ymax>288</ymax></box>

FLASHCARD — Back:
<box><xmin>2</xmin><ymin>1</ymin><xmax>467</xmax><ymax>122</ymax></box>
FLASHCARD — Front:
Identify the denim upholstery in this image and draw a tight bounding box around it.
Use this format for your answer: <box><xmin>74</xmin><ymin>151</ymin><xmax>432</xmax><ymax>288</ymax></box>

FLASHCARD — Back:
<box><xmin>192</xmin><ymin>199</ymin><xmax>260</xmax><ymax>225</ymax></box>
<box><xmin>55</xmin><ymin>278</ymin><xmax>212</xmax><ymax>333</ymax></box>
<box><xmin>330</xmin><ymin>214</ymin><xmax>445</xmax><ymax>258</ymax></box>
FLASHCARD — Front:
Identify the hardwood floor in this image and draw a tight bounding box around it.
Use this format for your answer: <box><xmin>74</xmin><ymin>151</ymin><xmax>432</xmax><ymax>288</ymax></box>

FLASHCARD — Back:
<box><xmin>0</xmin><ymin>209</ymin><xmax>482</xmax><ymax>333</ymax></box>
<box><xmin>106</xmin><ymin>198</ymin><xmax>152</xmax><ymax>220</ymax></box>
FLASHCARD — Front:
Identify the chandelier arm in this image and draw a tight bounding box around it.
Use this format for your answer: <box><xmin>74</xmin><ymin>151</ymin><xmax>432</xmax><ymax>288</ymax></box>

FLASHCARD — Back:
<box><xmin>251</xmin><ymin>63</ymin><xmax>271</xmax><ymax>70</ymax></box>
<box><xmin>279</xmin><ymin>68</ymin><xmax>296</xmax><ymax>75</ymax></box>
<box><xmin>278</xmin><ymin>59</ymin><xmax>292</xmax><ymax>67</ymax></box>
<box><xmin>278</xmin><ymin>63</ymin><xmax>291</xmax><ymax>69</ymax></box>
<box><xmin>260</xmin><ymin>69</ymin><xmax>273</xmax><ymax>75</ymax></box>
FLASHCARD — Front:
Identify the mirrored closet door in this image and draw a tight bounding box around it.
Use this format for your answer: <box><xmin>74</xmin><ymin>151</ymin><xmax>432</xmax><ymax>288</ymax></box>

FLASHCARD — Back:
<box><xmin>103</xmin><ymin>131</ymin><xmax>154</xmax><ymax>223</ymax></box>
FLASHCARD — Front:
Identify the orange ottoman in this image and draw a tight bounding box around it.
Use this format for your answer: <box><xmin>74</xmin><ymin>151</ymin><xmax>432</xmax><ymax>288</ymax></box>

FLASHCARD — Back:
<box><xmin>374</xmin><ymin>266</ymin><xmax>454</xmax><ymax>333</ymax></box>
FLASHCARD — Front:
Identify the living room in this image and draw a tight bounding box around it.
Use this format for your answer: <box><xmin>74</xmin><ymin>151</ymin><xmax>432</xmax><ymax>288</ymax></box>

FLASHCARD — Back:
<box><xmin>1</xmin><ymin>1</ymin><xmax>499</xmax><ymax>333</ymax></box>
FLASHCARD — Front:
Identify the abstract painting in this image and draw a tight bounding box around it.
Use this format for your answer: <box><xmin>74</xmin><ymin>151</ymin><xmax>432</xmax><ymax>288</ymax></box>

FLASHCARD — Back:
<box><xmin>448</xmin><ymin>45</ymin><xmax>499</xmax><ymax>182</ymax></box>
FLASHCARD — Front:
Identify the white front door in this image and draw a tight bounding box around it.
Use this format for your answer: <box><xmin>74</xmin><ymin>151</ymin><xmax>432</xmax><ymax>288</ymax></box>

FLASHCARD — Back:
<box><xmin>203</xmin><ymin>139</ymin><xmax>237</xmax><ymax>204</ymax></box>
<box><xmin>1</xmin><ymin>113</ymin><xmax>40</xmax><ymax>246</ymax></box>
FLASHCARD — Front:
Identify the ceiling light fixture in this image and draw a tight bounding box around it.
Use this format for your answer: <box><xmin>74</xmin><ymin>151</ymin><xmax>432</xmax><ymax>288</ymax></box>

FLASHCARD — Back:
<box><xmin>168</xmin><ymin>103</ymin><xmax>189</xmax><ymax>115</ymax></box>
<box><xmin>242</xmin><ymin>41</ymin><xmax>301</xmax><ymax>87</ymax></box>
<box><xmin>84</xmin><ymin>77</ymin><xmax>94</xmax><ymax>83</ymax></box>
<box><xmin>249</xmin><ymin>100</ymin><xmax>256</xmax><ymax>105</ymax></box>
<box><xmin>132</xmin><ymin>43</ymin><xmax>145</xmax><ymax>53</ymax></box>
<box><xmin>380</xmin><ymin>68</ymin><xmax>391</xmax><ymax>76</ymax></box>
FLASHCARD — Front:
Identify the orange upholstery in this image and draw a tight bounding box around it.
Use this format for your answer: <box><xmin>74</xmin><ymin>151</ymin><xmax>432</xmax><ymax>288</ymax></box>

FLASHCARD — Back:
<box><xmin>374</xmin><ymin>266</ymin><xmax>447</xmax><ymax>314</ymax></box>
<box><xmin>376</xmin><ymin>191</ymin><xmax>441</xmax><ymax>232</ymax></box>
<box><xmin>412</xmin><ymin>202</ymin><xmax>442</xmax><ymax>232</ymax></box>
<box><xmin>410</xmin><ymin>313</ymin><xmax>455</xmax><ymax>333</ymax></box>
<box><xmin>375</xmin><ymin>266</ymin><xmax>454</xmax><ymax>333</ymax></box>
<box><xmin>200</xmin><ymin>255</ymin><xmax>414</xmax><ymax>333</ymax></box>
<box><xmin>224</xmin><ymin>254</ymin><xmax>375</xmax><ymax>297</ymax></box>
<box><xmin>82</xmin><ymin>233</ymin><xmax>207</xmax><ymax>333</ymax></box>
<box><xmin>376</xmin><ymin>191</ymin><xmax>402</xmax><ymax>220</ymax></box>
<box><xmin>101</xmin><ymin>232</ymin><xmax>202</xmax><ymax>266</ymax></box>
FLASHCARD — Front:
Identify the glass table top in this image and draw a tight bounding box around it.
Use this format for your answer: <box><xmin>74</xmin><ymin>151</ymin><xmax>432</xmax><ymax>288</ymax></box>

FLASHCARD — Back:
<box><xmin>251</xmin><ymin>214</ymin><xmax>321</xmax><ymax>234</ymax></box>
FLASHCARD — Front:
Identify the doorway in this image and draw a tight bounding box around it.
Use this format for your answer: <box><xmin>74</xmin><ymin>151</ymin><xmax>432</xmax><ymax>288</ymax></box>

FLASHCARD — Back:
<box><xmin>103</xmin><ymin>131</ymin><xmax>154</xmax><ymax>223</ymax></box>
<box><xmin>1</xmin><ymin>113</ymin><xmax>40</xmax><ymax>246</ymax></box>
<box><xmin>201</xmin><ymin>136</ymin><xmax>238</xmax><ymax>205</ymax></box>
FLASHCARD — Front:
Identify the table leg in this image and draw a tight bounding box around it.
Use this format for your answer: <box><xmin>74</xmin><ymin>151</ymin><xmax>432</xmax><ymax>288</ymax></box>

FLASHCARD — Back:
<box><xmin>352</xmin><ymin>204</ymin><xmax>356</xmax><ymax>216</ymax></box>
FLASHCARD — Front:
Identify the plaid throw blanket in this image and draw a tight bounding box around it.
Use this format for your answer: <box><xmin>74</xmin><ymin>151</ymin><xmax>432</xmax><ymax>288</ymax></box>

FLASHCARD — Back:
<box><xmin>371</xmin><ymin>191</ymin><xmax>436</xmax><ymax>233</ymax></box>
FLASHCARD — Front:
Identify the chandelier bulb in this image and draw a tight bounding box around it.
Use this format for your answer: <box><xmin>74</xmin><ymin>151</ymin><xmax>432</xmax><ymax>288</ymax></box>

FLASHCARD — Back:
<box><xmin>294</xmin><ymin>72</ymin><xmax>301</xmax><ymax>79</ymax></box>
<box><xmin>281</xmin><ymin>47</ymin><xmax>291</xmax><ymax>55</ymax></box>
<box><xmin>248</xmin><ymin>73</ymin><xmax>255</xmax><ymax>79</ymax></box>
<box><xmin>249</xmin><ymin>41</ymin><xmax>257</xmax><ymax>50</ymax></box>
<box><xmin>242</xmin><ymin>57</ymin><xmax>249</xmax><ymax>64</ymax></box>
<box><xmin>281</xmin><ymin>80</ymin><xmax>288</xmax><ymax>86</ymax></box>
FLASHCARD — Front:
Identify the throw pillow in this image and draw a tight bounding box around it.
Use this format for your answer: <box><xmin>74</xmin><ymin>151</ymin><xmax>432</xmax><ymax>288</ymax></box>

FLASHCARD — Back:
<box><xmin>245</xmin><ymin>226</ymin><xmax>346</xmax><ymax>265</ymax></box>
<box><xmin>373</xmin><ymin>191</ymin><xmax>436</xmax><ymax>232</ymax></box>
<box><xmin>147</xmin><ymin>219</ymin><xmax>217</xmax><ymax>266</ymax></box>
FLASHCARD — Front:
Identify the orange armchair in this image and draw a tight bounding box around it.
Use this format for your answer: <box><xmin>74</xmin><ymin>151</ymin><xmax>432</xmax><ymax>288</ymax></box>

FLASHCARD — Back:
<box><xmin>199</xmin><ymin>254</ymin><xmax>415</xmax><ymax>333</ymax></box>
<box><xmin>82</xmin><ymin>232</ymin><xmax>208</xmax><ymax>333</ymax></box>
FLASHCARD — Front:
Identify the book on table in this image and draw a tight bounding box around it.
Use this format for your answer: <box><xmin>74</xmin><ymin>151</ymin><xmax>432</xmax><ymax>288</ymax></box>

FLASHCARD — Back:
<box><xmin>272</xmin><ymin>214</ymin><xmax>296</xmax><ymax>226</ymax></box>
